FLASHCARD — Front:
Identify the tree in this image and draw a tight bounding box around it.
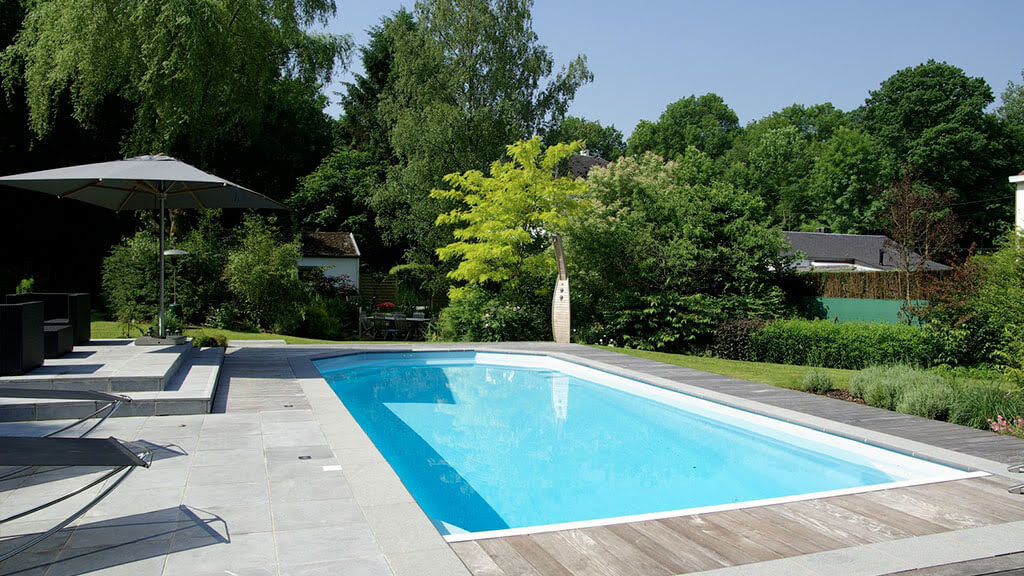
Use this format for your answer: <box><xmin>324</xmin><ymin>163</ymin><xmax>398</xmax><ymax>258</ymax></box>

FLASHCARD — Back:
<box><xmin>880</xmin><ymin>173</ymin><xmax>960</xmax><ymax>320</ymax></box>
<box><xmin>373</xmin><ymin>0</ymin><xmax>592</xmax><ymax>284</ymax></box>
<box><xmin>725</xmin><ymin>125</ymin><xmax>813</xmax><ymax>229</ymax></box>
<box><xmin>808</xmin><ymin>127</ymin><xmax>885</xmax><ymax>233</ymax></box>
<box><xmin>224</xmin><ymin>216</ymin><xmax>306</xmax><ymax>330</ymax></box>
<box><xmin>625</xmin><ymin>94</ymin><xmax>739</xmax><ymax>160</ymax></box>
<box><xmin>431</xmin><ymin>137</ymin><xmax>586</xmax><ymax>295</ymax></box>
<box><xmin>336</xmin><ymin>9</ymin><xmax>416</xmax><ymax>165</ymax></box>
<box><xmin>566</xmin><ymin>153</ymin><xmax>791</xmax><ymax>351</ymax></box>
<box><xmin>998</xmin><ymin>70</ymin><xmax>1024</xmax><ymax>127</ymax></box>
<box><xmin>857</xmin><ymin>60</ymin><xmax>1014</xmax><ymax>245</ymax></box>
<box><xmin>289</xmin><ymin>147</ymin><xmax>400</xmax><ymax>271</ymax></box>
<box><xmin>1</xmin><ymin>0</ymin><xmax>349</xmax><ymax>163</ymax></box>
<box><xmin>543</xmin><ymin>116</ymin><xmax>625</xmax><ymax>160</ymax></box>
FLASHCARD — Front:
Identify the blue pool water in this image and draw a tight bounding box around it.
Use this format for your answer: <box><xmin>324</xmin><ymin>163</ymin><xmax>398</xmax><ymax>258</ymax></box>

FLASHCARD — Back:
<box><xmin>315</xmin><ymin>352</ymin><xmax>967</xmax><ymax>536</ymax></box>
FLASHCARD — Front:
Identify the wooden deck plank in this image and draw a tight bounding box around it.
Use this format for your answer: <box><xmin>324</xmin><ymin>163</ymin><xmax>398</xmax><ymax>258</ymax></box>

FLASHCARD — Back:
<box><xmin>451</xmin><ymin>541</ymin><xmax>509</xmax><ymax>576</ymax></box>
<box><xmin>603</xmin><ymin>522</ymin><xmax>704</xmax><ymax>574</ymax></box>
<box><xmin>825</xmin><ymin>493</ymin><xmax>951</xmax><ymax>536</ymax></box>
<box><xmin>529</xmin><ymin>531</ymin><xmax>621</xmax><ymax>576</ymax></box>
<box><xmin>660</xmin><ymin>515</ymin><xmax>785</xmax><ymax>565</ymax></box>
<box><xmin>504</xmin><ymin>535</ymin><xmax>576</xmax><ymax>576</ymax></box>
<box><xmin>583</xmin><ymin>526</ymin><xmax>676</xmax><ymax>576</ymax></box>
<box><xmin>476</xmin><ymin>538</ymin><xmax>546</xmax><ymax>576</ymax></box>
<box><xmin>628</xmin><ymin>518</ymin><xmax>729</xmax><ymax>572</ymax></box>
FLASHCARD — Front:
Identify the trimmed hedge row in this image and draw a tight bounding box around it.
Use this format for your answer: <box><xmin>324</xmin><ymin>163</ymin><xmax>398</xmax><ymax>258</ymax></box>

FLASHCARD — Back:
<box><xmin>728</xmin><ymin>319</ymin><xmax>942</xmax><ymax>370</ymax></box>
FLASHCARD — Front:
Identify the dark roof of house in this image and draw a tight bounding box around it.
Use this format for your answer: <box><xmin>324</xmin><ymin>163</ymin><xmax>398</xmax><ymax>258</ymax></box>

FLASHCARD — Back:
<box><xmin>782</xmin><ymin>231</ymin><xmax>951</xmax><ymax>271</ymax></box>
<box><xmin>300</xmin><ymin>232</ymin><xmax>360</xmax><ymax>258</ymax></box>
<box><xmin>567</xmin><ymin>154</ymin><xmax>609</xmax><ymax>179</ymax></box>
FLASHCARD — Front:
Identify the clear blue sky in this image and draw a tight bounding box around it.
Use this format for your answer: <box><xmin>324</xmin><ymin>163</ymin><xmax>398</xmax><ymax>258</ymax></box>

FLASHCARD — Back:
<box><xmin>324</xmin><ymin>0</ymin><xmax>1023</xmax><ymax>136</ymax></box>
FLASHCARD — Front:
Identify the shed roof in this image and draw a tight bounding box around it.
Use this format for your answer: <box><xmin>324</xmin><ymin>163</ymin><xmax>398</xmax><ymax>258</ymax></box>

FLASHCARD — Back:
<box><xmin>300</xmin><ymin>232</ymin><xmax>361</xmax><ymax>258</ymax></box>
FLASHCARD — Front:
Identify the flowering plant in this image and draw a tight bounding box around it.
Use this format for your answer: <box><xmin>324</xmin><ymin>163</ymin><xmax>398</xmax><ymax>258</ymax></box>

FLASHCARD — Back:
<box><xmin>376</xmin><ymin>301</ymin><xmax>396</xmax><ymax>310</ymax></box>
<box><xmin>988</xmin><ymin>414</ymin><xmax>1024</xmax><ymax>438</ymax></box>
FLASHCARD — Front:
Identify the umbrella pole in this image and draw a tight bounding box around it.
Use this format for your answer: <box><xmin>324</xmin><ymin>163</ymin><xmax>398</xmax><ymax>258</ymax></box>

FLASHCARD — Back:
<box><xmin>158</xmin><ymin>194</ymin><xmax>166</xmax><ymax>338</ymax></box>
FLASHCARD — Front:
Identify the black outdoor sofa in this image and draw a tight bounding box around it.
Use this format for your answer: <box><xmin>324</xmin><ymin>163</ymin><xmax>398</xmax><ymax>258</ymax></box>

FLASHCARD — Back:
<box><xmin>0</xmin><ymin>293</ymin><xmax>91</xmax><ymax>375</ymax></box>
<box><xmin>0</xmin><ymin>387</ymin><xmax>151</xmax><ymax>561</ymax></box>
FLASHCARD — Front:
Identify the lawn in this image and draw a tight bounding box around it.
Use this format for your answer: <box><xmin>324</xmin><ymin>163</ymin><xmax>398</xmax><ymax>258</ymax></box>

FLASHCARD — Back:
<box><xmin>592</xmin><ymin>345</ymin><xmax>855</xmax><ymax>390</ymax></box>
<box><xmin>90</xmin><ymin>319</ymin><xmax>350</xmax><ymax>345</ymax></box>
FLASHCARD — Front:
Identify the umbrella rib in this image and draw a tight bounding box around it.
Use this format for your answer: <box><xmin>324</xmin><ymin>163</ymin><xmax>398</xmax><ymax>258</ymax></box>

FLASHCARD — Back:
<box><xmin>187</xmin><ymin>190</ymin><xmax>207</xmax><ymax>209</ymax></box>
<box><xmin>116</xmin><ymin>190</ymin><xmax>135</xmax><ymax>212</ymax></box>
<box><xmin>57</xmin><ymin>180</ymin><xmax>100</xmax><ymax>199</ymax></box>
<box><xmin>166</xmin><ymin>183</ymin><xmax>228</xmax><ymax>195</ymax></box>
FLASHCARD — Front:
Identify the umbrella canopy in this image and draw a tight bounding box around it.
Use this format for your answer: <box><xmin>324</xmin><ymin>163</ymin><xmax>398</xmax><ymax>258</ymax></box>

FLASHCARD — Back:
<box><xmin>0</xmin><ymin>155</ymin><xmax>286</xmax><ymax>210</ymax></box>
<box><xmin>0</xmin><ymin>155</ymin><xmax>288</xmax><ymax>338</ymax></box>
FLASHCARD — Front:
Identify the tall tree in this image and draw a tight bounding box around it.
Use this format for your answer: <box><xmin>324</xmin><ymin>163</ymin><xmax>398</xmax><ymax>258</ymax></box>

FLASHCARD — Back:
<box><xmin>2</xmin><ymin>0</ymin><xmax>349</xmax><ymax>169</ymax></box>
<box><xmin>336</xmin><ymin>9</ymin><xmax>415</xmax><ymax>165</ymax></box>
<box><xmin>857</xmin><ymin>60</ymin><xmax>1015</xmax><ymax>245</ymax></box>
<box><xmin>881</xmin><ymin>173</ymin><xmax>960</xmax><ymax>319</ymax></box>
<box><xmin>808</xmin><ymin>127</ymin><xmax>885</xmax><ymax>233</ymax></box>
<box><xmin>373</xmin><ymin>0</ymin><xmax>592</xmax><ymax>279</ymax></box>
<box><xmin>625</xmin><ymin>94</ymin><xmax>739</xmax><ymax>160</ymax></box>
<box><xmin>543</xmin><ymin>116</ymin><xmax>625</xmax><ymax>160</ymax></box>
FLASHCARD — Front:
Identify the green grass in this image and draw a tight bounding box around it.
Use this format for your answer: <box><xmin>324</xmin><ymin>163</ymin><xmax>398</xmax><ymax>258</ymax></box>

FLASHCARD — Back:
<box><xmin>91</xmin><ymin>319</ymin><xmax>358</xmax><ymax>345</ymax></box>
<box><xmin>591</xmin><ymin>345</ymin><xmax>856</xmax><ymax>390</ymax></box>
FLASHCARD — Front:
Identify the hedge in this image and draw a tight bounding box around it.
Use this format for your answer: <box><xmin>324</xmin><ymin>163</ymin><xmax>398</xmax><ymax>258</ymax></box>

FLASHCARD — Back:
<box><xmin>747</xmin><ymin>319</ymin><xmax>941</xmax><ymax>370</ymax></box>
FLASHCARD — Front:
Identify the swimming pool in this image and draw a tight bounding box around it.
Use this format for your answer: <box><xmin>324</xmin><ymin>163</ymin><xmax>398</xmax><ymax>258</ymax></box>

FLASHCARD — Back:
<box><xmin>314</xmin><ymin>351</ymin><xmax>981</xmax><ymax>540</ymax></box>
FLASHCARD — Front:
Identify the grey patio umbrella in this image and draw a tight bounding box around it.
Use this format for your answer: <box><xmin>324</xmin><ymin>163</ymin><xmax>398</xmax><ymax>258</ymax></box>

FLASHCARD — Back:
<box><xmin>0</xmin><ymin>155</ymin><xmax>288</xmax><ymax>338</ymax></box>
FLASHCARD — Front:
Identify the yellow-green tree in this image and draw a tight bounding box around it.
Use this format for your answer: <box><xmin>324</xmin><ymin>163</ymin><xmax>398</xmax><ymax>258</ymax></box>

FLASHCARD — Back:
<box><xmin>431</xmin><ymin>137</ymin><xmax>586</xmax><ymax>298</ymax></box>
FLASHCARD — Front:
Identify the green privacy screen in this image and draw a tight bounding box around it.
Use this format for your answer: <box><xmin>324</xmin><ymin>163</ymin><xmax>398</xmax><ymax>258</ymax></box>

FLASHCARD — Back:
<box><xmin>803</xmin><ymin>297</ymin><xmax>927</xmax><ymax>324</ymax></box>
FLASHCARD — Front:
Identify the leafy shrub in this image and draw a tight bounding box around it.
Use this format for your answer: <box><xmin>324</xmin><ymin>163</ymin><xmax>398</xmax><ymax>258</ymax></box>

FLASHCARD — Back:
<box><xmin>293</xmin><ymin>295</ymin><xmax>357</xmax><ymax>340</ymax></box>
<box><xmin>435</xmin><ymin>285</ymin><xmax>549</xmax><ymax>342</ymax></box>
<box><xmin>800</xmin><ymin>370</ymin><xmax>834</xmax><ymax>394</ymax></box>
<box><xmin>15</xmin><ymin>277</ymin><xmax>34</xmax><ymax>294</ymax></box>
<box><xmin>191</xmin><ymin>333</ymin><xmax>227</xmax><ymax>348</ymax></box>
<box><xmin>922</xmin><ymin>234</ymin><xmax>1024</xmax><ymax>369</ymax></box>
<box><xmin>566</xmin><ymin>153</ymin><xmax>793</xmax><ymax>352</ymax></box>
<box><xmin>949</xmin><ymin>383</ymin><xmax>1024</xmax><ymax>430</ymax></box>
<box><xmin>895</xmin><ymin>380</ymin><xmax>958</xmax><ymax>420</ymax></box>
<box><xmin>174</xmin><ymin>211</ymin><xmax>231</xmax><ymax>324</ymax></box>
<box><xmin>849</xmin><ymin>365</ymin><xmax>1024</xmax><ymax>430</ymax></box>
<box><xmin>101</xmin><ymin>231</ymin><xmax>159</xmax><ymax>324</ymax></box>
<box><xmin>224</xmin><ymin>216</ymin><xmax>307</xmax><ymax>330</ymax></box>
<box><xmin>712</xmin><ymin>318</ymin><xmax>767</xmax><ymax>361</ymax></box>
<box><xmin>749</xmin><ymin>319</ymin><xmax>941</xmax><ymax>370</ymax></box>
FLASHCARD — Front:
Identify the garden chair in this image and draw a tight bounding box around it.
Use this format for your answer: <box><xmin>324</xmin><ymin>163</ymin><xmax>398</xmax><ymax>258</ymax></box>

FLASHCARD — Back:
<box><xmin>358</xmin><ymin>309</ymin><xmax>377</xmax><ymax>340</ymax></box>
<box><xmin>0</xmin><ymin>388</ymin><xmax>131</xmax><ymax>481</ymax></box>
<box><xmin>394</xmin><ymin>312</ymin><xmax>413</xmax><ymax>340</ymax></box>
<box><xmin>0</xmin><ymin>436</ymin><xmax>152</xmax><ymax>561</ymax></box>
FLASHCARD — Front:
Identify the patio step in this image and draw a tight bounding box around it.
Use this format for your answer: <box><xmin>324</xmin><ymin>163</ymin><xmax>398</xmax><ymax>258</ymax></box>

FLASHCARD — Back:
<box><xmin>0</xmin><ymin>342</ymin><xmax>193</xmax><ymax>393</ymax></box>
<box><xmin>0</xmin><ymin>347</ymin><xmax>224</xmax><ymax>421</ymax></box>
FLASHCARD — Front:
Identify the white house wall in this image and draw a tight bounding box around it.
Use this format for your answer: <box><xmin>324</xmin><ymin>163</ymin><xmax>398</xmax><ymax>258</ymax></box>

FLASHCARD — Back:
<box><xmin>298</xmin><ymin>257</ymin><xmax>360</xmax><ymax>291</ymax></box>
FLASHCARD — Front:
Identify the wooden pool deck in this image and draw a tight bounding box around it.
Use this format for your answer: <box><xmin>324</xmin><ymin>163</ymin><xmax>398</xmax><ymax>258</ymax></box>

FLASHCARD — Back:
<box><xmin>451</xmin><ymin>476</ymin><xmax>1024</xmax><ymax>575</ymax></box>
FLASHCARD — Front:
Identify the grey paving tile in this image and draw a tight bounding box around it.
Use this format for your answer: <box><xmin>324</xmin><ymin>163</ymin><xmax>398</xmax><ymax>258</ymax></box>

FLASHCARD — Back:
<box><xmin>271</xmin><ymin>497</ymin><xmax>364</xmax><ymax>531</ymax></box>
<box><xmin>279</xmin><ymin>555</ymin><xmax>392</xmax><ymax>576</ymax></box>
<box><xmin>344</xmin><ymin>461</ymin><xmax>414</xmax><ymax>507</ymax></box>
<box><xmin>269</xmin><ymin>472</ymin><xmax>351</xmax><ymax>503</ymax></box>
<box><xmin>386</xmin><ymin>547</ymin><xmax>473</xmax><ymax>576</ymax></box>
<box><xmin>182</xmin><ymin>481</ymin><xmax>268</xmax><ymax>509</ymax></box>
<box><xmin>274</xmin><ymin>525</ymin><xmax>381</xmax><ymax>566</ymax></box>
<box><xmin>47</xmin><ymin>538</ymin><xmax>172</xmax><ymax>576</ymax></box>
<box><xmin>188</xmin><ymin>461</ymin><xmax>267</xmax><ymax>486</ymax></box>
<box><xmin>362</xmin><ymin>502</ymin><xmax>445</xmax><ymax>556</ymax></box>
<box><xmin>163</xmin><ymin>531</ymin><xmax>276</xmax><ymax>576</ymax></box>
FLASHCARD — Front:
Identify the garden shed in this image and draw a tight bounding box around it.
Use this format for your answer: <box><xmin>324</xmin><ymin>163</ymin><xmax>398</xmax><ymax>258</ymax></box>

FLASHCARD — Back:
<box><xmin>298</xmin><ymin>232</ymin><xmax>361</xmax><ymax>292</ymax></box>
